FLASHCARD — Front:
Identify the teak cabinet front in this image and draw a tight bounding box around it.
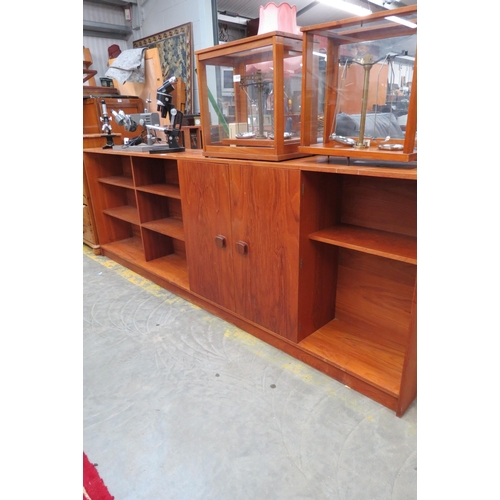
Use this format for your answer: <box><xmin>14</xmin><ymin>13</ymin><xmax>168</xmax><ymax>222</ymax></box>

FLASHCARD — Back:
<box><xmin>178</xmin><ymin>160</ymin><xmax>301</xmax><ymax>340</ymax></box>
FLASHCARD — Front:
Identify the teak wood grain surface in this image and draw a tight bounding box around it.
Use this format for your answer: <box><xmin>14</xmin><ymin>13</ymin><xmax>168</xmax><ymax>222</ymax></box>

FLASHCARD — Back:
<box><xmin>179</xmin><ymin>160</ymin><xmax>301</xmax><ymax>339</ymax></box>
<box><xmin>83</xmin><ymin>148</ymin><xmax>417</xmax><ymax>416</ymax></box>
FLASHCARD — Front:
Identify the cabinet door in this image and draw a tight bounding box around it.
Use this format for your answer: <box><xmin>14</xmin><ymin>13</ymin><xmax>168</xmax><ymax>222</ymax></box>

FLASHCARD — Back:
<box><xmin>178</xmin><ymin>160</ymin><xmax>236</xmax><ymax>311</ymax></box>
<box><xmin>179</xmin><ymin>160</ymin><xmax>301</xmax><ymax>340</ymax></box>
<box><xmin>230</xmin><ymin>164</ymin><xmax>301</xmax><ymax>339</ymax></box>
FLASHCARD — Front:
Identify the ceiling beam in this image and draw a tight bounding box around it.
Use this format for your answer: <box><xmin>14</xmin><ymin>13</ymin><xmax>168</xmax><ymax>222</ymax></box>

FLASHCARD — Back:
<box><xmin>83</xmin><ymin>0</ymin><xmax>136</xmax><ymax>7</ymax></box>
<box><xmin>83</xmin><ymin>20</ymin><xmax>132</xmax><ymax>39</ymax></box>
<box><xmin>297</xmin><ymin>1</ymin><xmax>320</xmax><ymax>18</ymax></box>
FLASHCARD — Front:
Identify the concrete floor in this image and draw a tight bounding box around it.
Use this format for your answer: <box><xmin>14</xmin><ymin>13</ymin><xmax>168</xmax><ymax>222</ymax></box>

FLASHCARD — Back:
<box><xmin>83</xmin><ymin>245</ymin><xmax>417</xmax><ymax>500</ymax></box>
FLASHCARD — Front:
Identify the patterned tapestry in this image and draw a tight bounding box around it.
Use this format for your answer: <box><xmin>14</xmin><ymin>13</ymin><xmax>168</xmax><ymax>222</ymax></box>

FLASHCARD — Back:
<box><xmin>133</xmin><ymin>23</ymin><xmax>193</xmax><ymax>114</ymax></box>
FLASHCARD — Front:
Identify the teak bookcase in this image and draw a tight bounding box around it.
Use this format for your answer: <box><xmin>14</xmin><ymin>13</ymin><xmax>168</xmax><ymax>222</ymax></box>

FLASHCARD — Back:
<box><xmin>83</xmin><ymin>148</ymin><xmax>417</xmax><ymax>416</ymax></box>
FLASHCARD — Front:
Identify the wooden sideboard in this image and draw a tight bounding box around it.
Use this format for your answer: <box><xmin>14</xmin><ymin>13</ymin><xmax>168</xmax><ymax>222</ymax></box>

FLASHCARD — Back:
<box><xmin>83</xmin><ymin>148</ymin><xmax>417</xmax><ymax>416</ymax></box>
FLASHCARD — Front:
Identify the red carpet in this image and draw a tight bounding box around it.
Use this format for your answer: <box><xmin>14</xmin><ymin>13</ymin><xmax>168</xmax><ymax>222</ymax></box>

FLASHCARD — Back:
<box><xmin>83</xmin><ymin>453</ymin><xmax>114</xmax><ymax>500</ymax></box>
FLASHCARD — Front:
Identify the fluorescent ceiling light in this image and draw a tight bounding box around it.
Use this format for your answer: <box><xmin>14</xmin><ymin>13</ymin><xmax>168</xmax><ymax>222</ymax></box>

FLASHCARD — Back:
<box><xmin>317</xmin><ymin>0</ymin><xmax>372</xmax><ymax>17</ymax></box>
<box><xmin>385</xmin><ymin>15</ymin><xmax>417</xmax><ymax>29</ymax></box>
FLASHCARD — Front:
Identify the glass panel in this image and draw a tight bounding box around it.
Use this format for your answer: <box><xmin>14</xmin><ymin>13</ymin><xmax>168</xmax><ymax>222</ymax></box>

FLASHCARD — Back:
<box><xmin>311</xmin><ymin>32</ymin><xmax>416</xmax><ymax>146</ymax></box>
<box><xmin>203</xmin><ymin>41</ymin><xmax>302</xmax><ymax>144</ymax></box>
<box><xmin>332</xmin><ymin>34</ymin><xmax>416</xmax><ymax>144</ymax></box>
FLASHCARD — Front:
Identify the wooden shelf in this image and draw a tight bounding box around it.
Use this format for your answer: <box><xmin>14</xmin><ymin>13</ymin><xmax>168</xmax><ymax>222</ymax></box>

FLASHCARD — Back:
<box><xmin>136</xmin><ymin>184</ymin><xmax>181</xmax><ymax>198</ymax></box>
<box><xmin>142</xmin><ymin>218</ymin><xmax>185</xmax><ymax>241</ymax></box>
<box><xmin>140</xmin><ymin>253</ymin><xmax>189</xmax><ymax>290</ymax></box>
<box><xmin>101</xmin><ymin>236</ymin><xmax>144</xmax><ymax>258</ymax></box>
<box><xmin>103</xmin><ymin>206</ymin><xmax>139</xmax><ymax>225</ymax></box>
<box><xmin>98</xmin><ymin>176</ymin><xmax>134</xmax><ymax>189</ymax></box>
<box><xmin>101</xmin><ymin>238</ymin><xmax>189</xmax><ymax>290</ymax></box>
<box><xmin>309</xmin><ymin>224</ymin><xmax>416</xmax><ymax>265</ymax></box>
<box><xmin>299</xmin><ymin>318</ymin><xmax>405</xmax><ymax>397</ymax></box>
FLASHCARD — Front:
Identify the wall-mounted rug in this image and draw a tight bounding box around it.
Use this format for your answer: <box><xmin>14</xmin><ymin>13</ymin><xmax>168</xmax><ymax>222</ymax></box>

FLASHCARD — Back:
<box><xmin>133</xmin><ymin>22</ymin><xmax>194</xmax><ymax>114</ymax></box>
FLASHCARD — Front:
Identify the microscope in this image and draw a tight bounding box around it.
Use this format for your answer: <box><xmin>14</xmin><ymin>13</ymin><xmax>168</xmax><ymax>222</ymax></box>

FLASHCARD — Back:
<box><xmin>99</xmin><ymin>100</ymin><xmax>115</xmax><ymax>149</ymax></box>
<box><xmin>111</xmin><ymin>108</ymin><xmax>160</xmax><ymax>146</ymax></box>
<box><xmin>150</xmin><ymin>76</ymin><xmax>185</xmax><ymax>153</ymax></box>
<box><xmin>109</xmin><ymin>76</ymin><xmax>184</xmax><ymax>152</ymax></box>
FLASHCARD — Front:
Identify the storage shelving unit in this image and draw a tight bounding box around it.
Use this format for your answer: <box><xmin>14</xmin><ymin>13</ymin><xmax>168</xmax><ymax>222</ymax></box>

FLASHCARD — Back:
<box><xmin>297</xmin><ymin>169</ymin><xmax>416</xmax><ymax>414</ymax></box>
<box><xmin>84</xmin><ymin>148</ymin><xmax>416</xmax><ymax>417</ymax></box>
<box><xmin>84</xmin><ymin>151</ymin><xmax>189</xmax><ymax>290</ymax></box>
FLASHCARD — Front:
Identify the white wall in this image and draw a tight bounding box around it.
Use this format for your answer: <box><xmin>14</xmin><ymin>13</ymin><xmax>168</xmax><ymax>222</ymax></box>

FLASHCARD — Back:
<box><xmin>84</xmin><ymin>0</ymin><xmax>216</xmax><ymax>114</ymax></box>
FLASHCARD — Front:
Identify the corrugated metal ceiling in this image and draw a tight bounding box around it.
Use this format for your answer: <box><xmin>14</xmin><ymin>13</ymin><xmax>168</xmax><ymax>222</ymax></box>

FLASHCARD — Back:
<box><xmin>215</xmin><ymin>0</ymin><xmax>417</xmax><ymax>29</ymax></box>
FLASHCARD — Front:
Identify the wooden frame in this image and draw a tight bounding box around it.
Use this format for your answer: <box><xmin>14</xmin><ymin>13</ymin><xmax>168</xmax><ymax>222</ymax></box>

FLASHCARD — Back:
<box><xmin>133</xmin><ymin>23</ymin><xmax>194</xmax><ymax>114</ymax></box>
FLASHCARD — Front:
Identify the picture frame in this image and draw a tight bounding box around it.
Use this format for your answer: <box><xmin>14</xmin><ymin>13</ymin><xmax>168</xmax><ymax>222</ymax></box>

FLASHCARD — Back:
<box><xmin>133</xmin><ymin>22</ymin><xmax>194</xmax><ymax>114</ymax></box>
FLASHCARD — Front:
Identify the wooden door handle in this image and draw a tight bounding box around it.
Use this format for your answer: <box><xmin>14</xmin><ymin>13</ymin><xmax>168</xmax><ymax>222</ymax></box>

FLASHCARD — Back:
<box><xmin>215</xmin><ymin>235</ymin><xmax>226</xmax><ymax>248</ymax></box>
<box><xmin>235</xmin><ymin>241</ymin><xmax>248</xmax><ymax>255</ymax></box>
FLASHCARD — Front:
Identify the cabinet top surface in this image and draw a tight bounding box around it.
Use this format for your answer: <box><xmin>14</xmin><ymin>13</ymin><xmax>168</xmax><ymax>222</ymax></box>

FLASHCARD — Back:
<box><xmin>82</xmin><ymin>148</ymin><xmax>417</xmax><ymax>180</ymax></box>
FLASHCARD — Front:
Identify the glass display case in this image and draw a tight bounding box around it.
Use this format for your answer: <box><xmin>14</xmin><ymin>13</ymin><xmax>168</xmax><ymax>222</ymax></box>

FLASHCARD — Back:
<box><xmin>195</xmin><ymin>31</ymin><xmax>307</xmax><ymax>161</ymax></box>
<box><xmin>299</xmin><ymin>5</ymin><xmax>417</xmax><ymax>163</ymax></box>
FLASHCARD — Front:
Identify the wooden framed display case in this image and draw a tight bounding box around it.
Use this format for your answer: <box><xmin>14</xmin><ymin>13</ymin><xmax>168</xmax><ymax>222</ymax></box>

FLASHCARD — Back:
<box><xmin>299</xmin><ymin>5</ymin><xmax>417</xmax><ymax>162</ymax></box>
<box><xmin>195</xmin><ymin>31</ymin><xmax>308</xmax><ymax>161</ymax></box>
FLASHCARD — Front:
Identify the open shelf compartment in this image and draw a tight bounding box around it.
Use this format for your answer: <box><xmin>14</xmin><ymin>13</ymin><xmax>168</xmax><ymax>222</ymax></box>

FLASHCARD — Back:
<box><xmin>300</xmin><ymin>247</ymin><xmax>416</xmax><ymax>397</ymax></box>
<box><xmin>132</xmin><ymin>156</ymin><xmax>181</xmax><ymax>198</ymax></box>
<box><xmin>100</xmin><ymin>222</ymin><xmax>144</xmax><ymax>255</ymax></box>
<box><xmin>93</xmin><ymin>154</ymin><xmax>133</xmax><ymax>185</ymax></box>
<box><xmin>297</xmin><ymin>169</ymin><xmax>417</xmax><ymax>406</ymax></box>
<box><xmin>137</xmin><ymin>190</ymin><xmax>184</xmax><ymax>240</ymax></box>
<box><xmin>299</xmin><ymin>318</ymin><xmax>405</xmax><ymax>397</ymax></box>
